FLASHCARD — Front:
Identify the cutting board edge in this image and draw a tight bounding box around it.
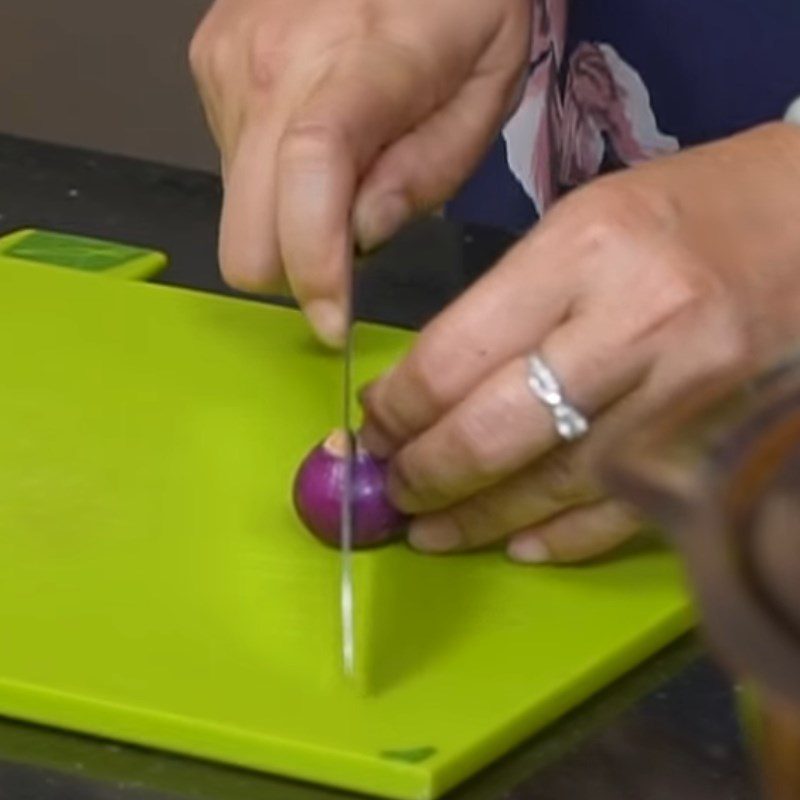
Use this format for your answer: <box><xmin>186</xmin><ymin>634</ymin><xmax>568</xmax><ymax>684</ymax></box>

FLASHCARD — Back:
<box><xmin>425</xmin><ymin>601</ymin><xmax>696</xmax><ymax>799</ymax></box>
<box><xmin>0</xmin><ymin>675</ymin><xmax>433</xmax><ymax>800</ymax></box>
<box><xmin>0</xmin><ymin>600</ymin><xmax>694</xmax><ymax>800</ymax></box>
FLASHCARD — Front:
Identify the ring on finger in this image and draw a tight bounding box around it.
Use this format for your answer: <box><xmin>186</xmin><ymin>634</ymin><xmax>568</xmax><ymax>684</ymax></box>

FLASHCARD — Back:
<box><xmin>527</xmin><ymin>353</ymin><xmax>589</xmax><ymax>442</ymax></box>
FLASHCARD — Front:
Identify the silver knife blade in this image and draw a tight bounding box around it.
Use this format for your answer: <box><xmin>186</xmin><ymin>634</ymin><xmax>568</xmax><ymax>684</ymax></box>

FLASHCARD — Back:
<box><xmin>340</xmin><ymin>286</ymin><xmax>356</xmax><ymax>678</ymax></box>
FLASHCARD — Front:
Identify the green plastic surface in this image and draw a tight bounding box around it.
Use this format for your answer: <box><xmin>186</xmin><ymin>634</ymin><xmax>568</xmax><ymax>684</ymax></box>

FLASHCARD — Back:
<box><xmin>0</xmin><ymin>259</ymin><xmax>693</xmax><ymax>800</ymax></box>
<box><xmin>0</xmin><ymin>228</ymin><xmax>167</xmax><ymax>280</ymax></box>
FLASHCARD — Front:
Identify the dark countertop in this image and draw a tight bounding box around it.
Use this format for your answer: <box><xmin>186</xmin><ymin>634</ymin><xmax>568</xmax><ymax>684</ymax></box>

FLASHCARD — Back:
<box><xmin>0</xmin><ymin>133</ymin><xmax>760</xmax><ymax>800</ymax></box>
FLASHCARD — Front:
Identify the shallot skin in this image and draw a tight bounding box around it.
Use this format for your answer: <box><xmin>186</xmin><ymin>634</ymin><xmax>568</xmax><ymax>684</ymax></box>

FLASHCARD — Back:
<box><xmin>293</xmin><ymin>430</ymin><xmax>406</xmax><ymax>547</ymax></box>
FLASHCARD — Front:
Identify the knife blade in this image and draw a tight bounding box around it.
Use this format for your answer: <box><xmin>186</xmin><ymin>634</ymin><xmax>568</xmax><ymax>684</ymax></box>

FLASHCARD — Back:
<box><xmin>340</xmin><ymin>282</ymin><xmax>356</xmax><ymax>678</ymax></box>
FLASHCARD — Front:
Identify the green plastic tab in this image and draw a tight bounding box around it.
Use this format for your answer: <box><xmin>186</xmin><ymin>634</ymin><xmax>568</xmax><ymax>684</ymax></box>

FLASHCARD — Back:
<box><xmin>0</xmin><ymin>228</ymin><xmax>167</xmax><ymax>280</ymax></box>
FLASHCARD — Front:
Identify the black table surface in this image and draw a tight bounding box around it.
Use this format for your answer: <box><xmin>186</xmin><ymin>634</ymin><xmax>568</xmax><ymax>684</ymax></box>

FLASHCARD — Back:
<box><xmin>0</xmin><ymin>133</ymin><xmax>760</xmax><ymax>800</ymax></box>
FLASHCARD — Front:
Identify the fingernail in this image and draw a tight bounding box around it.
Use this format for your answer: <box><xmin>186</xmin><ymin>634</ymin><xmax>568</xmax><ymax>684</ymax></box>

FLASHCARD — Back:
<box><xmin>409</xmin><ymin>516</ymin><xmax>462</xmax><ymax>553</ymax></box>
<box><xmin>305</xmin><ymin>299</ymin><xmax>346</xmax><ymax>348</ymax></box>
<box><xmin>356</xmin><ymin>193</ymin><xmax>410</xmax><ymax>252</ymax></box>
<box><xmin>359</xmin><ymin>420</ymin><xmax>396</xmax><ymax>459</ymax></box>
<box><xmin>508</xmin><ymin>536</ymin><xmax>552</xmax><ymax>564</ymax></box>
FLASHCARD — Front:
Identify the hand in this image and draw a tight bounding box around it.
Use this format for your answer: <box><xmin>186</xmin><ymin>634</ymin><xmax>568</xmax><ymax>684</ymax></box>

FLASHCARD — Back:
<box><xmin>360</xmin><ymin>123</ymin><xmax>800</xmax><ymax>563</ymax></box>
<box><xmin>189</xmin><ymin>0</ymin><xmax>530</xmax><ymax>346</ymax></box>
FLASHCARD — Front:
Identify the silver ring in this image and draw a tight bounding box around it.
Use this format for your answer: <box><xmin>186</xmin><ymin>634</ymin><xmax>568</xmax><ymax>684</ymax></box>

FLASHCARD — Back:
<box><xmin>527</xmin><ymin>354</ymin><xmax>589</xmax><ymax>442</ymax></box>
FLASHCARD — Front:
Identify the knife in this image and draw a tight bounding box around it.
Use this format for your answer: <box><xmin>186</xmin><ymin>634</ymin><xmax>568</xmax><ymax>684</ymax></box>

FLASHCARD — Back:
<box><xmin>340</xmin><ymin>276</ymin><xmax>356</xmax><ymax>678</ymax></box>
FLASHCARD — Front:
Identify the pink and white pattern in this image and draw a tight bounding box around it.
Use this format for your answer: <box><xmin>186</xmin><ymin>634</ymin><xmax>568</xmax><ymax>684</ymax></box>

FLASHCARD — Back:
<box><xmin>503</xmin><ymin>0</ymin><xmax>679</xmax><ymax>214</ymax></box>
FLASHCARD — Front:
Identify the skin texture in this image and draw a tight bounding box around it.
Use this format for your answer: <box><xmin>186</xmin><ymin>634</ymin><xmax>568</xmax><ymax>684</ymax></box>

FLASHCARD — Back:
<box><xmin>359</xmin><ymin>123</ymin><xmax>800</xmax><ymax>562</ymax></box>
<box><xmin>189</xmin><ymin>0</ymin><xmax>531</xmax><ymax>345</ymax></box>
<box><xmin>190</xmin><ymin>1</ymin><xmax>800</xmax><ymax>564</ymax></box>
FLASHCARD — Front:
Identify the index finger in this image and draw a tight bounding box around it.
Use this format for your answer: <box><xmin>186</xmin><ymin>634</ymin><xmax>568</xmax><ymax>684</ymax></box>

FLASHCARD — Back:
<box><xmin>359</xmin><ymin>231</ymin><xmax>573</xmax><ymax>455</ymax></box>
<box><xmin>276</xmin><ymin>53</ymin><xmax>438</xmax><ymax>346</ymax></box>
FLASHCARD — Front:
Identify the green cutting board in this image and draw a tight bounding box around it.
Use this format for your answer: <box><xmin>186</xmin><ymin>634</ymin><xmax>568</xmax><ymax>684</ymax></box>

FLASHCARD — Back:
<box><xmin>0</xmin><ymin>255</ymin><xmax>692</xmax><ymax>800</ymax></box>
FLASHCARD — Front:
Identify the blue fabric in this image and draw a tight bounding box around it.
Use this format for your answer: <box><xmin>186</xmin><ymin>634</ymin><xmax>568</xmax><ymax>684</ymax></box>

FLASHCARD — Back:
<box><xmin>447</xmin><ymin>1</ymin><xmax>800</xmax><ymax>232</ymax></box>
<box><xmin>447</xmin><ymin>137</ymin><xmax>537</xmax><ymax>233</ymax></box>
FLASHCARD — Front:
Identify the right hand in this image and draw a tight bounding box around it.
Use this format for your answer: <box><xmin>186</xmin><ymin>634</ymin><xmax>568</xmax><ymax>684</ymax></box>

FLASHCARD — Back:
<box><xmin>189</xmin><ymin>0</ymin><xmax>531</xmax><ymax>346</ymax></box>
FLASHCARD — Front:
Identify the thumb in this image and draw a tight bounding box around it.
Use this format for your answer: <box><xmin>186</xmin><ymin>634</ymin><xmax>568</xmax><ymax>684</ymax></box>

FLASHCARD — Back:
<box><xmin>353</xmin><ymin>68</ymin><xmax>522</xmax><ymax>252</ymax></box>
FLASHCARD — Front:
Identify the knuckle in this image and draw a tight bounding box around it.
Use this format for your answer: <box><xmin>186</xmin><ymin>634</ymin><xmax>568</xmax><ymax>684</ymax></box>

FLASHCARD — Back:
<box><xmin>451</xmin><ymin>405</ymin><xmax>510</xmax><ymax>481</ymax></box>
<box><xmin>249</xmin><ymin>25</ymin><xmax>284</xmax><ymax>92</ymax></box>
<box><xmin>390</xmin><ymin>450</ymin><xmax>432</xmax><ymax>509</ymax></box>
<box><xmin>403</xmin><ymin>342</ymin><xmax>453</xmax><ymax>415</ymax></box>
<box><xmin>638</xmin><ymin>256</ymin><xmax>710</xmax><ymax>328</ymax></box>
<box><xmin>451</xmin><ymin>495</ymin><xmax>504</xmax><ymax>546</ymax></box>
<box><xmin>703</xmin><ymin>308</ymin><xmax>757</xmax><ymax>379</ymax></box>
<box><xmin>571</xmin><ymin>180</ymin><xmax>678</xmax><ymax>254</ymax></box>
<box><xmin>537</xmin><ymin>450</ymin><xmax>591</xmax><ymax>505</ymax></box>
<box><xmin>361</xmin><ymin>386</ymin><xmax>408</xmax><ymax>444</ymax></box>
<box><xmin>606</xmin><ymin>250</ymin><xmax>719</xmax><ymax>341</ymax></box>
<box><xmin>364</xmin><ymin>339</ymin><xmax>457</xmax><ymax>445</ymax></box>
<box><xmin>188</xmin><ymin>11</ymin><xmax>217</xmax><ymax>77</ymax></box>
<box><xmin>361</xmin><ymin>382</ymin><xmax>414</xmax><ymax>445</ymax></box>
<box><xmin>279</xmin><ymin>122</ymin><xmax>348</xmax><ymax>169</ymax></box>
<box><xmin>190</xmin><ymin>26</ymin><xmax>236</xmax><ymax>90</ymax></box>
<box><xmin>187</xmin><ymin>29</ymin><xmax>206</xmax><ymax>77</ymax></box>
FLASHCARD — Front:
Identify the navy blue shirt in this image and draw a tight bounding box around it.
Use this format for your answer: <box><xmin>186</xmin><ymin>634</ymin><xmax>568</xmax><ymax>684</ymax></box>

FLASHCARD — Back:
<box><xmin>448</xmin><ymin>0</ymin><xmax>800</xmax><ymax>232</ymax></box>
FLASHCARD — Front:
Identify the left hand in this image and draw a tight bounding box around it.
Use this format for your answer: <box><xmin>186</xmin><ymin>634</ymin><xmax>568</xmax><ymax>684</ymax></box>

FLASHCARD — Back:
<box><xmin>359</xmin><ymin>123</ymin><xmax>800</xmax><ymax>564</ymax></box>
